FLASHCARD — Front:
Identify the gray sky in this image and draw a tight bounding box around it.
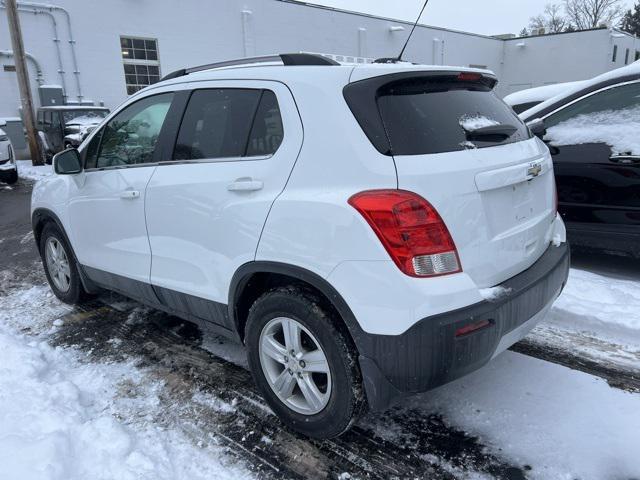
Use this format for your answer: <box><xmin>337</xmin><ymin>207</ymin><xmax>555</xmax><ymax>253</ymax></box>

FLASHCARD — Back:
<box><xmin>311</xmin><ymin>0</ymin><xmax>636</xmax><ymax>36</ymax></box>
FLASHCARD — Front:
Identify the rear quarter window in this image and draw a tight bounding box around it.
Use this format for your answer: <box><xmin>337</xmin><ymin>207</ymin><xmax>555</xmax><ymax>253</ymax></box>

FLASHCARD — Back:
<box><xmin>345</xmin><ymin>73</ymin><xmax>531</xmax><ymax>156</ymax></box>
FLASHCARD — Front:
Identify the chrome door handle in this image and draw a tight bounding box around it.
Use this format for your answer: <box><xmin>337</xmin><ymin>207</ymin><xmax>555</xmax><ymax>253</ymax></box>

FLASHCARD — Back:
<box><xmin>227</xmin><ymin>178</ymin><xmax>264</xmax><ymax>192</ymax></box>
<box><xmin>609</xmin><ymin>155</ymin><xmax>640</xmax><ymax>164</ymax></box>
<box><xmin>120</xmin><ymin>190</ymin><xmax>140</xmax><ymax>199</ymax></box>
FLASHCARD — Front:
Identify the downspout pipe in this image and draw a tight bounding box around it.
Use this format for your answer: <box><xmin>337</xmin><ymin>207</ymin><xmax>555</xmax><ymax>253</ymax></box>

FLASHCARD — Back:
<box><xmin>0</xmin><ymin>49</ymin><xmax>46</xmax><ymax>85</ymax></box>
<box><xmin>1</xmin><ymin>0</ymin><xmax>83</xmax><ymax>102</ymax></box>
<box><xmin>0</xmin><ymin>2</ymin><xmax>67</xmax><ymax>99</ymax></box>
<box><xmin>15</xmin><ymin>0</ymin><xmax>83</xmax><ymax>102</ymax></box>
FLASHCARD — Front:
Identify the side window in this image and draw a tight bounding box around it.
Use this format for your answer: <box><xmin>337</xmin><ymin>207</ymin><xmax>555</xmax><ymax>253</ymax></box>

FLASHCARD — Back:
<box><xmin>51</xmin><ymin>112</ymin><xmax>61</xmax><ymax>129</ymax></box>
<box><xmin>37</xmin><ymin>110</ymin><xmax>44</xmax><ymax>126</ymax></box>
<box><xmin>545</xmin><ymin>82</ymin><xmax>640</xmax><ymax>129</ymax></box>
<box><xmin>173</xmin><ymin>89</ymin><xmax>262</xmax><ymax>160</ymax></box>
<box><xmin>43</xmin><ymin>111</ymin><xmax>51</xmax><ymax>126</ymax></box>
<box><xmin>246</xmin><ymin>90</ymin><xmax>284</xmax><ymax>156</ymax></box>
<box><xmin>84</xmin><ymin>130</ymin><xmax>103</xmax><ymax>169</ymax></box>
<box><xmin>96</xmin><ymin>93</ymin><xmax>173</xmax><ymax>168</ymax></box>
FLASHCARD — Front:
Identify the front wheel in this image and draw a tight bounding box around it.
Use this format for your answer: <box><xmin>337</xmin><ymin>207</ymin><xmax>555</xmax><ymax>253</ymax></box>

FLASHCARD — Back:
<box><xmin>40</xmin><ymin>223</ymin><xmax>89</xmax><ymax>304</ymax></box>
<box><xmin>246</xmin><ymin>286</ymin><xmax>365</xmax><ymax>439</ymax></box>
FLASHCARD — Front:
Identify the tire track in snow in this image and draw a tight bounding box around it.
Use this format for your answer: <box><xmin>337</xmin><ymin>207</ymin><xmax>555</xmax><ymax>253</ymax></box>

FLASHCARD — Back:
<box><xmin>511</xmin><ymin>338</ymin><xmax>640</xmax><ymax>393</ymax></box>
<box><xmin>51</xmin><ymin>298</ymin><xmax>529</xmax><ymax>480</ymax></box>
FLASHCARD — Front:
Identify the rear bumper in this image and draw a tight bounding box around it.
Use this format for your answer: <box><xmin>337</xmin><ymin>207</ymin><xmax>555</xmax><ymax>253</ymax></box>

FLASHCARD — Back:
<box><xmin>356</xmin><ymin>242</ymin><xmax>570</xmax><ymax>411</ymax></box>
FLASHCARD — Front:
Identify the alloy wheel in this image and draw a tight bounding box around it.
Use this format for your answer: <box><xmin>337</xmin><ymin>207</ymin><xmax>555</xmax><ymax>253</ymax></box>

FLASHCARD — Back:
<box><xmin>45</xmin><ymin>237</ymin><xmax>71</xmax><ymax>292</ymax></box>
<box><xmin>259</xmin><ymin>316</ymin><xmax>332</xmax><ymax>415</ymax></box>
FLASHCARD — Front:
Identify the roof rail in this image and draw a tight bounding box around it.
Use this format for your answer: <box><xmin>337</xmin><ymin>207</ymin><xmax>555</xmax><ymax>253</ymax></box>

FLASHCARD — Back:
<box><xmin>161</xmin><ymin>53</ymin><xmax>340</xmax><ymax>81</ymax></box>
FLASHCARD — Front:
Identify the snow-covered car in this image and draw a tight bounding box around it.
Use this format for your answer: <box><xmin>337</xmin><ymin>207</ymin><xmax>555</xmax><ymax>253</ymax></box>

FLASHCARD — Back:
<box><xmin>521</xmin><ymin>60</ymin><xmax>640</xmax><ymax>257</ymax></box>
<box><xmin>36</xmin><ymin>106</ymin><xmax>110</xmax><ymax>163</ymax></box>
<box><xmin>0</xmin><ymin>122</ymin><xmax>17</xmax><ymax>184</ymax></box>
<box><xmin>31</xmin><ymin>53</ymin><xmax>569</xmax><ymax>439</ymax></box>
<box><xmin>504</xmin><ymin>80</ymin><xmax>587</xmax><ymax>114</ymax></box>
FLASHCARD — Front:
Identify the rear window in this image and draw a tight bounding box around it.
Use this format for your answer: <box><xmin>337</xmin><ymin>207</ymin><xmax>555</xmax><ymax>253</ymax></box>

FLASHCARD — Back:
<box><xmin>345</xmin><ymin>73</ymin><xmax>531</xmax><ymax>156</ymax></box>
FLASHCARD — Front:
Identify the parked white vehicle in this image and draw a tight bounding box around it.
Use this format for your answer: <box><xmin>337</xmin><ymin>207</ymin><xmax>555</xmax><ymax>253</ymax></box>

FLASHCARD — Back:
<box><xmin>31</xmin><ymin>54</ymin><xmax>569</xmax><ymax>439</ymax></box>
<box><xmin>504</xmin><ymin>80</ymin><xmax>588</xmax><ymax>114</ymax></box>
<box><xmin>0</xmin><ymin>121</ymin><xmax>17</xmax><ymax>184</ymax></box>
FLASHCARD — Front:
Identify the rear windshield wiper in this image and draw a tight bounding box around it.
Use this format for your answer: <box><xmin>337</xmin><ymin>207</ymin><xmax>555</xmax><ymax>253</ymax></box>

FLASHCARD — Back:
<box><xmin>465</xmin><ymin>124</ymin><xmax>518</xmax><ymax>141</ymax></box>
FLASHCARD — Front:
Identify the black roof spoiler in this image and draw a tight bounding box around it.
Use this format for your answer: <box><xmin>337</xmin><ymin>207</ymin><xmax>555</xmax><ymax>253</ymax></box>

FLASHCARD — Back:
<box><xmin>161</xmin><ymin>53</ymin><xmax>339</xmax><ymax>81</ymax></box>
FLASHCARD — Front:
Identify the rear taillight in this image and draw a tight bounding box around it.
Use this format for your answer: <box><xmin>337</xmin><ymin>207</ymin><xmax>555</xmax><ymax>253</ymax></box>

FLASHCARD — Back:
<box><xmin>348</xmin><ymin>190</ymin><xmax>462</xmax><ymax>278</ymax></box>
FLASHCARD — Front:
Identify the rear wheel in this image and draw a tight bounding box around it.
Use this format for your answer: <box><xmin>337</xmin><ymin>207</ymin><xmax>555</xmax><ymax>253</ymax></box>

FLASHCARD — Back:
<box><xmin>40</xmin><ymin>223</ymin><xmax>89</xmax><ymax>304</ymax></box>
<box><xmin>246</xmin><ymin>286</ymin><xmax>364</xmax><ymax>439</ymax></box>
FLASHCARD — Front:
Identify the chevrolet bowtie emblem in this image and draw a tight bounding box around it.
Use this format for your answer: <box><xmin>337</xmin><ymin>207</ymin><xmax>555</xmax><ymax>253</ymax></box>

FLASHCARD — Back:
<box><xmin>527</xmin><ymin>163</ymin><xmax>542</xmax><ymax>177</ymax></box>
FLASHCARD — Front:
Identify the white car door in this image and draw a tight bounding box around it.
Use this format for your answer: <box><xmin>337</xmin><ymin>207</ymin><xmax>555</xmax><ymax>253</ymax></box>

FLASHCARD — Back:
<box><xmin>145</xmin><ymin>81</ymin><xmax>303</xmax><ymax>328</ymax></box>
<box><xmin>67</xmin><ymin>91</ymin><xmax>175</xmax><ymax>287</ymax></box>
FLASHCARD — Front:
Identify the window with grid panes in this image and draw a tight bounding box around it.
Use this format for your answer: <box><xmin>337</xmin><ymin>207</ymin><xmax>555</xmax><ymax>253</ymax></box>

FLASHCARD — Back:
<box><xmin>120</xmin><ymin>37</ymin><xmax>161</xmax><ymax>95</ymax></box>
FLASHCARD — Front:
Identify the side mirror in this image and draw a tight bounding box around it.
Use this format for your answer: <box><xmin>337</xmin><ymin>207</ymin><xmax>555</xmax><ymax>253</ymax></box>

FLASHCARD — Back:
<box><xmin>53</xmin><ymin>148</ymin><xmax>83</xmax><ymax>175</ymax></box>
<box><xmin>527</xmin><ymin>118</ymin><xmax>547</xmax><ymax>140</ymax></box>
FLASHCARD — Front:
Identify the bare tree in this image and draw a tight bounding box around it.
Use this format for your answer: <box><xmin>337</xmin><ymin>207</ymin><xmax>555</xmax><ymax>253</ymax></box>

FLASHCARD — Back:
<box><xmin>528</xmin><ymin>4</ymin><xmax>568</xmax><ymax>33</ymax></box>
<box><xmin>564</xmin><ymin>0</ymin><xmax>625</xmax><ymax>29</ymax></box>
<box><xmin>546</xmin><ymin>4</ymin><xmax>570</xmax><ymax>31</ymax></box>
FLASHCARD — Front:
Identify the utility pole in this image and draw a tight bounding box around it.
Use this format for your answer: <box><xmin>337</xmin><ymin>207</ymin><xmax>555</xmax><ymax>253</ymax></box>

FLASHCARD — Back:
<box><xmin>5</xmin><ymin>0</ymin><xmax>43</xmax><ymax>166</ymax></box>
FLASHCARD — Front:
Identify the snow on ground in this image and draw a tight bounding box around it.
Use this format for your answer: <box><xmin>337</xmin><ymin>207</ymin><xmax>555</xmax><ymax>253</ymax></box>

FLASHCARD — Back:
<box><xmin>17</xmin><ymin>160</ymin><xmax>53</xmax><ymax>182</ymax></box>
<box><xmin>1</xmin><ymin>269</ymin><xmax>639</xmax><ymax>479</ymax></box>
<box><xmin>547</xmin><ymin>267</ymin><xmax>640</xmax><ymax>345</ymax></box>
<box><xmin>410</xmin><ymin>350</ymin><xmax>640</xmax><ymax>480</ymax></box>
<box><xmin>546</xmin><ymin>105</ymin><xmax>640</xmax><ymax>155</ymax></box>
<box><xmin>0</xmin><ymin>286</ymin><xmax>254</xmax><ymax>480</ymax></box>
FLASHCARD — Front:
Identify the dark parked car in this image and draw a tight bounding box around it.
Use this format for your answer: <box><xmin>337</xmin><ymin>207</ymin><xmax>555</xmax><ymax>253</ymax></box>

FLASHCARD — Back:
<box><xmin>36</xmin><ymin>106</ymin><xmax>109</xmax><ymax>162</ymax></box>
<box><xmin>520</xmin><ymin>61</ymin><xmax>640</xmax><ymax>258</ymax></box>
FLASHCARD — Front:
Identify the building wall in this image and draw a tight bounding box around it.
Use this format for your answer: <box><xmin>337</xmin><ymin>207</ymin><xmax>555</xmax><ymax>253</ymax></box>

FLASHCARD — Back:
<box><xmin>0</xmin><ymin>0</ymin><xmax>638</xmax><ymax>121</ymax></box>
<box><xmin>0</xmin><ymin>0</ymin><xmax>506</xmax><ymax>118</ymax></box>
<box><xmin>501</xmin><ymin>29</ymin><xmax>640</xmax><ymax>95</ymax></box>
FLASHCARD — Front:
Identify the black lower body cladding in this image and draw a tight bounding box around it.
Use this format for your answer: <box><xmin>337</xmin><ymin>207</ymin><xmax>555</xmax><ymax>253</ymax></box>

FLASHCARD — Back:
<box><xmin>355</xmin><ymin>243</ymin><xmax>570</xmax><ymax>411</ymax></box>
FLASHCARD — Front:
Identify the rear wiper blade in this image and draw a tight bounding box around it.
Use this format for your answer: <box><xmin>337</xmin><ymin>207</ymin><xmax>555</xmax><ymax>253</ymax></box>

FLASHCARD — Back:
<box><xmin>465</xmin><ymin>123</ymin><xmax>518</xmax><ymax>140</ymax></box>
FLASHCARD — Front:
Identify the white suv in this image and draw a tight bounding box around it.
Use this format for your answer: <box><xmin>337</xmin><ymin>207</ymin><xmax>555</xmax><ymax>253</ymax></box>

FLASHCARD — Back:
<box><xmin>32</xmin><ymin>53</ymin><xmax>569</xmax><ymax>439</ymax></box>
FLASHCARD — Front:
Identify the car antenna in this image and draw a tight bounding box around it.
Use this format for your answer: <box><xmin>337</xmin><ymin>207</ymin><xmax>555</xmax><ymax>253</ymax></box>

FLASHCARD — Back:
<box><xmin>397</xmin><ymin>0</ymin><xmax>430</xmax><ymax>61</ymax></box>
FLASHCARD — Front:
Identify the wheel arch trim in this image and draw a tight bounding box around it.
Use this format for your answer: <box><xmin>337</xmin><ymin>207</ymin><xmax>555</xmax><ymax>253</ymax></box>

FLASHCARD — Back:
<box><xmin>31</xmin><ymin>207</ymin><xmax>99</xmax><ymax>293</ymax></box>
<box><xmin>228</xmin><ymin>261</ymin><xmax>366</xmax><ymax>343</ymax></box>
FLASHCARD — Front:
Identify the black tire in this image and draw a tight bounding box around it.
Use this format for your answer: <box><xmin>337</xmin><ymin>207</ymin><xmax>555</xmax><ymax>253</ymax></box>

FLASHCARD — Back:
<box><xmin>39</xmin><ymin>222</ymin><xmax>89</xmax><ymax>304</ymax></box>
<box><xmin>0</xmin><ymin>169</ymin><xmax>17</xmax><ymax>185</ymax></box>
<box><xmin>245</xmin><ymin>286</ymin><xmax>364</xmax><ymax>439</ymax></box>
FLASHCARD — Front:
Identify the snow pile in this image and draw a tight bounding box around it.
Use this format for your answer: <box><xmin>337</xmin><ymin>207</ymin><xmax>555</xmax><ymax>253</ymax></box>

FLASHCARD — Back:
<box><xmin>546</xmin><ymin>105</ymin><xmax>640</xmax><ymax>155</ymax></box>
<box><xmin>0</xmin><ymin>325</ymin><xmax>251</xmax><ymax>480</ymax></box>
<box><xmin>547</xmin><ymin>268</ymin><xmax>640</xmax><ymax>344</ymax></box>
<box><xmin>479</xmin><ymin>286</ymin><xmax>512</xmax><ymax>302</ymax></box>
<box><xmin>459</xmin><ymin>114</ymin><xmax>500</xmax><ymax>132</ymax></box>
<box><xmin>0</xmin><ymin>287</ymin><xmax>253</xmax><ymax>480</ymax></box>
<box><xmin>17</xmin><ymin>160</ymin><xmax>53</xmax><ymax>181</ymax></box>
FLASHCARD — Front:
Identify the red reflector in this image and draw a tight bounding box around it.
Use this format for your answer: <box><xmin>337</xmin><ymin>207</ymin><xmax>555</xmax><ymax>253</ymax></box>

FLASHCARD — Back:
<box><xmin>348</xmin><ymin>190</ymin><xmax>461</xmax><ymax>277</ymax></box>
<box><xmin>457</xmin><ymin>72</ymin><xmax>482</xmax><ymax>82</ymax></box>
<box><xmin>455</xmin><ymin>319</ymin><xmax>492</xmax><ymax>338</ymax></box>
